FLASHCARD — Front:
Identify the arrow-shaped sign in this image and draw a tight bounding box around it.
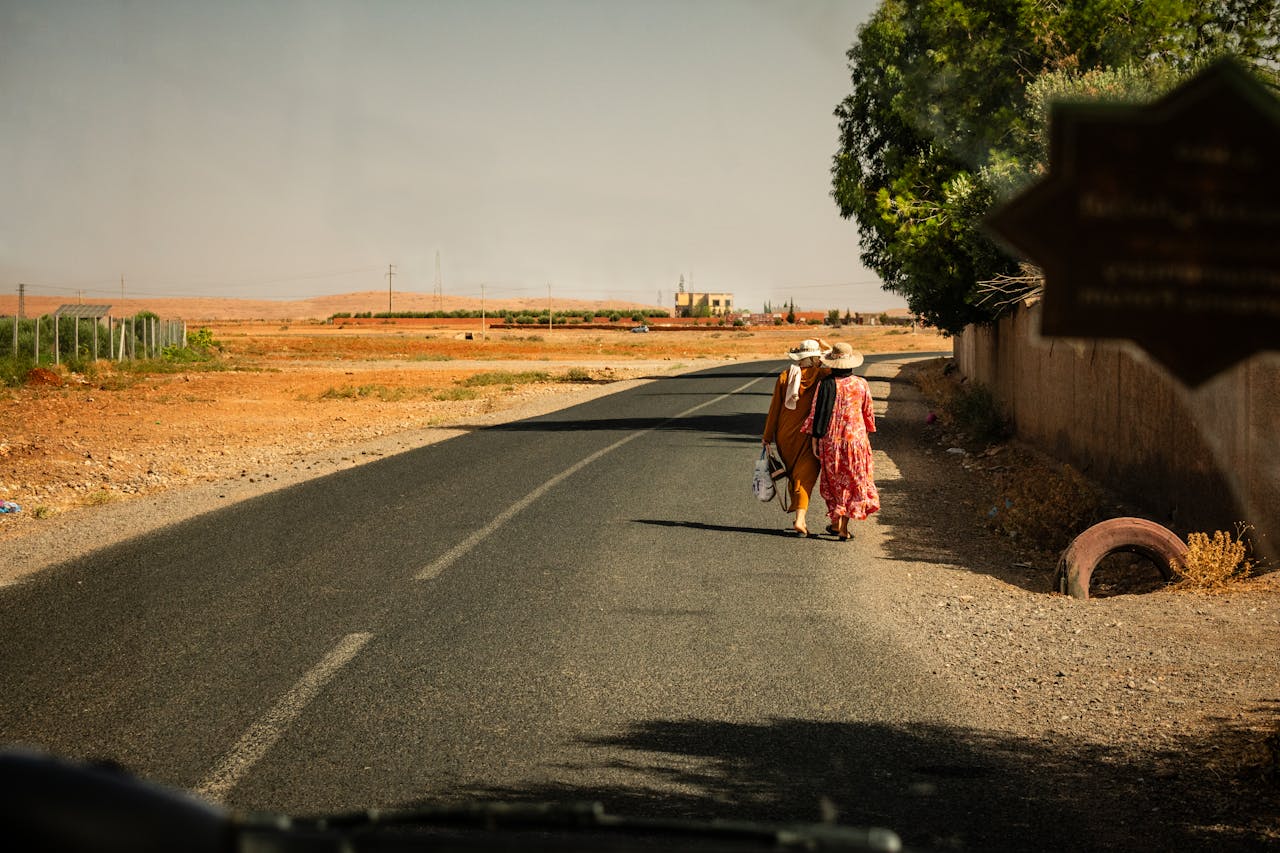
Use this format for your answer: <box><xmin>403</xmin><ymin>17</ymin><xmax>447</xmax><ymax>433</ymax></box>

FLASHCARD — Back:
<box><xmin>986</xmin><ymin>59</ymin><xmax>1280</xmax><ymax>387</ymax></box>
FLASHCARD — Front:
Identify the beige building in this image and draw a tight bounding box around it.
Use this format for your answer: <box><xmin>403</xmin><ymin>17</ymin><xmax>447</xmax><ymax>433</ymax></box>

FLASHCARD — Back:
<box><xmin>674</xmin><ymin>291</ymin><xmax>734</xmax><ymax>317</ymax></box>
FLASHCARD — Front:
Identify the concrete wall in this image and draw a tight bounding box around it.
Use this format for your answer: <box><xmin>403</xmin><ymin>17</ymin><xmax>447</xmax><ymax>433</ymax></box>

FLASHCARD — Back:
<box><xmin>956</xmin><ymin>302</ymin><xmax>1279</xmax><ymax>567</ymax></box>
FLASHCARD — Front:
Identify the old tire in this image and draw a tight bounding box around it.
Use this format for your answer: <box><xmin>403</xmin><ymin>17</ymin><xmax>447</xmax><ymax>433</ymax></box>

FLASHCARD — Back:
<box><xmin>1056</xmin><ymin>517</ymin><xmax>1187</xmax><ymax>600</ymax></box>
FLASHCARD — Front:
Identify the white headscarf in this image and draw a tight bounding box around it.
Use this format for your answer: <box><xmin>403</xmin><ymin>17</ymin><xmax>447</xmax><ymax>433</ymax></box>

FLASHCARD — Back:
<box><xmin>783</xmin><ymin>364</ymin><xmax>803</xmax><ymax>410</ymax></box>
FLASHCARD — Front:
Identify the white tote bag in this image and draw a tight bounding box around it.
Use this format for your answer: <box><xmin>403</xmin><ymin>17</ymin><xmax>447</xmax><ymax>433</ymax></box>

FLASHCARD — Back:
<box><xmin>752</xmin><ymin>449</ymin><xmax>776</xmax><ymax>502</ymax></box>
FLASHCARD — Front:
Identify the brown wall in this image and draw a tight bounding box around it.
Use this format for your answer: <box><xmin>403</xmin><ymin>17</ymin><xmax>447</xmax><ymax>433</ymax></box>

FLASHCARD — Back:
<box><xmin>956</xmin><ymin>302</ymin><xmax>1280</xmax><ymax>566</ymax></box>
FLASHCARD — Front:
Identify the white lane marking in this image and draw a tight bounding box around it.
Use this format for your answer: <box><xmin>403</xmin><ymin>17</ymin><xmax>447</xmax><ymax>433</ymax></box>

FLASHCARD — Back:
<box><xmin>416</xmin><ymin>375</ymin><xmax>764</xmax><ymax>580</ymax></box>
<box><xmin>195</xmin><ymin>631</ymin><xmax>373</xmax><ymax>802</ymax></box>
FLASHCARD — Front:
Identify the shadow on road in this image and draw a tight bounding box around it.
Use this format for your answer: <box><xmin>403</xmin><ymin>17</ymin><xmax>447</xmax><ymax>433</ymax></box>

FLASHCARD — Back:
<box><xmin>456</xmin><ymin>715</ymin><xmax>1277</xmax><ymax>852</ymax></box>
<box><xmin>456</xmin><ymin>413</ymin><xmax>766</xmax><ymax>439</ymax></box>
<box><xmin>632</xmin><ymin>519</ymin><xmax>805</xmax><ymax>538</ymax></box>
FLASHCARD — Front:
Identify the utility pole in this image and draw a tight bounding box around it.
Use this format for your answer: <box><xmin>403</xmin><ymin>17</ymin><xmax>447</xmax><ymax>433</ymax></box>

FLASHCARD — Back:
<box><xmin>386</xmin><ymin>263</ymin><xmax>396</xmax><ymax>314</ymax></box>
<box><xmin>12</xmin><ymin>285</ymin><xmax>21</xmax><ymax>355</ymax></box>
<box><xmin>480</xmin><ymin>283</ymin><xmax>486</xmax><ymax>341</ymax></box>
<box><xmin>547</xmin><ymin>283</ymin><xmax>553</xmax><ymax>333</ymax></box>
<box><xmin>121</xmin><ymin>274</ymin><xmax>125</xmax><ymax>300</ymax></box>
<box><xmin>434</xmin><ymin>251</ymin><xmax>442</xmax><ymax>313</ymax></box>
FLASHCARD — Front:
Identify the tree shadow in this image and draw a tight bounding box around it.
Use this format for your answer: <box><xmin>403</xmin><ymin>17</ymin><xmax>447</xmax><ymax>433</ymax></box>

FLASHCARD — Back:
<box><xmin>871</xmin><ymin>366</ymin><xmax>1047</xmax><ymax>592</ymax></box>
<box><xmin>447</xmin><ymin>715</ymin><xmax>1278</xmax><ymax>852</ymax></box>
<box><xmin>459</xmin><ymin>413</ymin><xmax>766</xmax><ymax>439</ymax></box>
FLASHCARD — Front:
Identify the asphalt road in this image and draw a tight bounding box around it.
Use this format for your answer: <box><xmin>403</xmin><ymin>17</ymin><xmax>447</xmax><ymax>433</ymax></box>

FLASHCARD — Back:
<box><xmin>1</xmin><ymin>355</ymin><xmax>1085</xmax><ymax>850</ymax></box>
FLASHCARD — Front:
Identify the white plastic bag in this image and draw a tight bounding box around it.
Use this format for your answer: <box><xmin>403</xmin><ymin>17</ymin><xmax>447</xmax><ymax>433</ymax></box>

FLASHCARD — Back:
<box><xmin>752</xmin><ymin>449</ymin><xmax>776</xmax><ymax>502</ymax></box>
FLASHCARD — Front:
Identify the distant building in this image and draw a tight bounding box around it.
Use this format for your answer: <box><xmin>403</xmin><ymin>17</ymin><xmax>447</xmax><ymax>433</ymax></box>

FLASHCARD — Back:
<box><xmin>674</xmin><ymin>291</ymin><xmax>734</xmax><ymax>317</ymax></box>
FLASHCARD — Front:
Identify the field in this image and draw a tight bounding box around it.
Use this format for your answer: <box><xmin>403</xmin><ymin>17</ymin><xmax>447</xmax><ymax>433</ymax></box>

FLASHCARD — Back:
<box><xmin>0</xmin><ymin>320</ymin><xmax>949</xmax><ymax>534</ymax></box>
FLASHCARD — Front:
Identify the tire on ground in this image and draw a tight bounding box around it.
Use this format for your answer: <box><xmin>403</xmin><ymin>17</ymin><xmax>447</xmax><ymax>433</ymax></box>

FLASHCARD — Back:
<box><xmin>1056</xmin><ymin>517</ymin><xmax>1187</xmax><ymax>600</ymax></box>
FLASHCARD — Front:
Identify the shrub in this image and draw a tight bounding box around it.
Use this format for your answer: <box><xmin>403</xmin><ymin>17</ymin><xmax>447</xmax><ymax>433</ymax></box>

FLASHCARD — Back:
<box><xmin>433</xmin><ymin>387</ymin><xmax>479</xmax><ymax>401</ymax></box>
<box><xmin>85</xmin><ymin>489</ymin><xmax>118</xmax><ymax>506</ymax></box>
<box><xmin>946</xmin><ymin>383</ymin><xmax>1009</xmax><ymax>445</ymax></box>
<box><xmin>1174</xmin><ymin>524</ymin><xmax>1255</xmax><ymax>591</ymax></box>
<box><xmin>0</xmin><ymin>356</ymin><xmax>34</xmax><ymax>388</ymax></box>
<box><xmin>161</xmin><ymin>344</ymin><xmax>210</xmax><ymax>363</ymax></box>
<box><xmin>560</xmin><ymin>367</ymin><xmax>593</xmax><ymax>382</ymax></box>
<box><xmin>458</xmin><ymin>370</ymin><xmax>550</xmax><ymax>387</ymax></box>
<box><xmin>187</xmin><ymin>327</ymin><xmax>218</xmax><ymax>350</ymax></box>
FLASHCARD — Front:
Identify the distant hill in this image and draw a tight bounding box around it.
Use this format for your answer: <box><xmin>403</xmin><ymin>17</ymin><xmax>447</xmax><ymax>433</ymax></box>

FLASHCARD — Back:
<box><xmin>0</xmin><ymin>291</ymin><xmax>669</xmax><ymax>321</ymax></box>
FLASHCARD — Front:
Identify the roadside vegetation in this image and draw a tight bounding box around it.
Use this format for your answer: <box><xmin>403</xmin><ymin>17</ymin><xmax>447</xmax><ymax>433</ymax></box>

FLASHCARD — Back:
<box><xmin>0</xmin><ymin>320</ymin><xmax>227</xmax><ymax>388</ymax></box>
<box><xmin>908</xmin><ymin>357</ymin><xmax>1263</xmax><ymax>596</ymax></box>
<box><xmin>329</xmin><ymin>308</ymin><xmax>666</xmax><ymax>324</ymax></box>
<box><xmin>1174</xmin><ymin>524</ymin><xmax>1259</xmax><ymax>591</ymax></box>
<box><xmin>309</xmin><ymin>368</ymin><xmax>604</xmax><ymax>403</ymax></box>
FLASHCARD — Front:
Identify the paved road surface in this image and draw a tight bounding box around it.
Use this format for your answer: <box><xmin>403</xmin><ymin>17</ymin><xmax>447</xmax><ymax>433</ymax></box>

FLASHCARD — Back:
<box><xmin>0</xmin><ymin>356</ymin><xmax>1095</xmax><ymax>850</ymax></box>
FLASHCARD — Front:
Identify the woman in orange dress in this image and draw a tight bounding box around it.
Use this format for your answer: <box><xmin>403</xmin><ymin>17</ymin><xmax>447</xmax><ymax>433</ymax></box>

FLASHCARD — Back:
<box><xmin>803</xmin><ymin>342</ymin><xmax>879</xmax><ymax>541</ymax></box>
<box><xmin>761</xmin><ymin>338</ymin><xmax>830</xmax><ymax>537</ymax></box>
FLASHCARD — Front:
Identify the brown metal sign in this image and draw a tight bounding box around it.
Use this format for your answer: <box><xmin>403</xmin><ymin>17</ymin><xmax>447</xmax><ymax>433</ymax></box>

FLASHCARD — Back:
<box><xmin>986</xmin><ymin>59</ymin><xmax>1280</xmax><ymax>387</ymax></box>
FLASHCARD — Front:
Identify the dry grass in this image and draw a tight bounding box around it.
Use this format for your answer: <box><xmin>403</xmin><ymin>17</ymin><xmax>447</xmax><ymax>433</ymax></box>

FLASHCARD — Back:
<box><xmin>1174</xmin><ymin>524</ymin><xmax>1256</xmax><ymax>591</ymax></box>
<box><xmin>987</xmin><ymin>457</ymin><xmax>1104</xmax><ymax>553</ymax></box>
<box><xmin>910</xmin><ymin>357</ymin><xmax>1101</xmax><ymax>553</ymax></box>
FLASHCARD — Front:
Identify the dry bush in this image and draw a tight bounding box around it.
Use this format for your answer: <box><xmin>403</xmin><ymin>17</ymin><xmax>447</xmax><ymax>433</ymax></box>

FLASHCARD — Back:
<box><xmin>1173</xmin><ymin>524</ymin><xmax>1255</xmax><ymax>591</ymax></box>
<box><xmin>987</xmin><ymin>458</ymin><xmax>1104</xmax><ymax>553</ymax></box>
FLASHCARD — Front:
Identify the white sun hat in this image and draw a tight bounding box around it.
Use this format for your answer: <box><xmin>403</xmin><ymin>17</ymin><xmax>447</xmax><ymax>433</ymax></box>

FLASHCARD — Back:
<box><xmin>821</xmin><ymin>342</ymin><xmax>864</xmax><ymax>369</ymax></box>
<box><xmin>786</xmin><ymin>339</ymin><xmax>830</xmax><ymax>361</ymax></box>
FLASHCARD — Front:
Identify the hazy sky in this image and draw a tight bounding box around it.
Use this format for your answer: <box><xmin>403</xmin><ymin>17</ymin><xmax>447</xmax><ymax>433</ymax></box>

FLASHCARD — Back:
<box><xmin>1</xmin><ymin>0</ymin><xmax>894</xmax><ymax>312</ymax></box>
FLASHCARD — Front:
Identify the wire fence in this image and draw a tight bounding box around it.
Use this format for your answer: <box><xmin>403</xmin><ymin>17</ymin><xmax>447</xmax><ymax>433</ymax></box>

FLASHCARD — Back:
<box><xmin>1</xmin><ymin>314</ymin><xmax>187</xmax><ymax>366</ymax></box>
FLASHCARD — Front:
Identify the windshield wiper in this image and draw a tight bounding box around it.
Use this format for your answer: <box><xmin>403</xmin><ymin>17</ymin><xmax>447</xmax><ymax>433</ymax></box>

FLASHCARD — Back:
<box><xmin>3</xmin><ymin>748</ymin><xmax>904</xmax><ymax>852</ymax></box>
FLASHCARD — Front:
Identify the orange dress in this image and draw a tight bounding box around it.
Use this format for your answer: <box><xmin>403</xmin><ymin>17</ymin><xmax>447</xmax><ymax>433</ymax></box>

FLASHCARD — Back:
<box><xmin>762</xmin><ymin>364</ymin><xmax>828</xmax><ymax>511</ymax></box>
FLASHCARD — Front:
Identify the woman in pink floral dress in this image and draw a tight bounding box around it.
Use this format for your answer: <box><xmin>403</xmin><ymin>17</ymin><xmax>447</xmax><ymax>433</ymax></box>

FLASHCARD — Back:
<box><xmin>802</xmin><ymin>342</ymin><xmax>879</xmax><ymax>540</ymax></box>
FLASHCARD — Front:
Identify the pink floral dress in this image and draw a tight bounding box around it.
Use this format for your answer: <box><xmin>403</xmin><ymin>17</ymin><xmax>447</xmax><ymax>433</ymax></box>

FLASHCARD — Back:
<box><xmin>802</xmin><ymin>375</ymin><xmax>880</xmax><ymax>523</ymax></box>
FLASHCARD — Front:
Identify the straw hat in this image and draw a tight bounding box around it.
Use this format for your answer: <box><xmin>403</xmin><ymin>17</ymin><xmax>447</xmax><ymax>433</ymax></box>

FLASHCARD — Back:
<box><xmin>786</xmin><ymin>339</ymin><xmax>830</xmax><ymax>361</ymax></box>
<box><xmin>821</xmin><ymin>342</ymin><xmax>864</xmax><ymax>369</ymax></box>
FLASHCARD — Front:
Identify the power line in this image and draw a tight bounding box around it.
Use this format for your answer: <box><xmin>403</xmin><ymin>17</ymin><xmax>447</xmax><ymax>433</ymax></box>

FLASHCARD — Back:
<box><xmin>770</xmin><ymin>279</ymin><xmax>884</xmax><ymax>291</ymax></box>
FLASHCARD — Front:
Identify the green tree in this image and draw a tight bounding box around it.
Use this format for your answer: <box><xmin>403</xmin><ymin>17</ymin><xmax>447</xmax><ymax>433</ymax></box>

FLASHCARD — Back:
<box><xmin>832</xmin><ymin>0</ymin><xmax>1279</xmax><ymax>334</ymax></box>
<box><xmin>786</xmin><ymin>300</ymin><xmax>796</xmax><ymax>325</ymax></box>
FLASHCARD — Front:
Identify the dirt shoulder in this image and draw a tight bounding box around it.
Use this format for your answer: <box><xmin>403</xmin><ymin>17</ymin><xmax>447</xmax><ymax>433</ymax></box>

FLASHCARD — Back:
<box><xmin>862</xmin><ymin>355</ymin><xmax>1280</xmax><ymax>849</ymax></box>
